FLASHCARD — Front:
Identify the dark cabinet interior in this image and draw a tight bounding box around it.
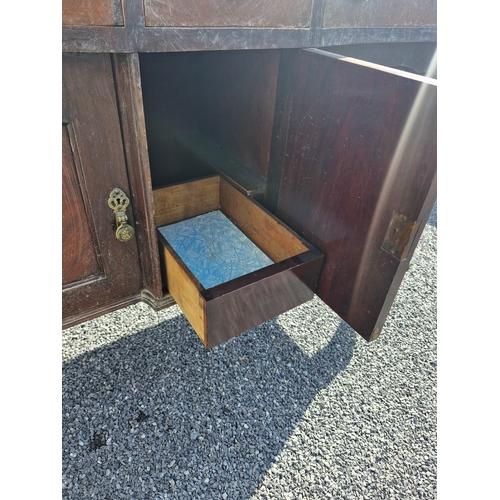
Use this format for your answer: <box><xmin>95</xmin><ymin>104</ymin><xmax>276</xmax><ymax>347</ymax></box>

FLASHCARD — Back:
<box><xmin>140</xmin><ymin>50</ymin><xmax>280</xmax><ymax>197</ymax></box>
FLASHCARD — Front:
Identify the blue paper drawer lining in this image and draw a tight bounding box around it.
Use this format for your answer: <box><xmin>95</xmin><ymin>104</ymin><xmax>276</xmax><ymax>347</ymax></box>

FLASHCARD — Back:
<box><xmin>158</xmin><ymin>210</ymin><xmax>274</xmax><ymax>289</ymax></box>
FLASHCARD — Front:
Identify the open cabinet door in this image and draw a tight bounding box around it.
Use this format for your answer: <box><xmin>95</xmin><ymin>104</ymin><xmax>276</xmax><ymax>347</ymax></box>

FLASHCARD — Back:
<box><xmin>270</xmin><ymin>48</ymin><xmax>437</xmax><ymax>341</ymax></box>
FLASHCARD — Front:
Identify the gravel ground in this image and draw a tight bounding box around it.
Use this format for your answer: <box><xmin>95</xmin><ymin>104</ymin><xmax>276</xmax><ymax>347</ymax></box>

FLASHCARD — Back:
<box><xmin>62</xmin><ymin>204</ymin><xmax>437</xmax><ymax>500</ymax></box>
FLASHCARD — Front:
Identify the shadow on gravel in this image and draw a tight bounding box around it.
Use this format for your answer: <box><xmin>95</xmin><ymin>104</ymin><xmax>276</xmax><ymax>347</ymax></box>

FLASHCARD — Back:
<box><xmin>62</xmin><ymin>312</ymin><xmax>356</xmax><ymax>499</ymax></box>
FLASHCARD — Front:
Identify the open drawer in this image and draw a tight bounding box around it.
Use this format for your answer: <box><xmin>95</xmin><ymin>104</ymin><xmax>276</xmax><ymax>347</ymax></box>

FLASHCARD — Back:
<box><xmin>153</xmin><ymin>175</ymin><xmax>323</xmax><ymax>348</ymax></box>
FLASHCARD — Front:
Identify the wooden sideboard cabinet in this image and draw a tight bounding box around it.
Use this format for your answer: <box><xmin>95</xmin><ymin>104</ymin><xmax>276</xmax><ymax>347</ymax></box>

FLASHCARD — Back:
<box><xmin>62</xmin><ymin>0</ymin><xmax>437</xmax><ymax>347</ymax></box>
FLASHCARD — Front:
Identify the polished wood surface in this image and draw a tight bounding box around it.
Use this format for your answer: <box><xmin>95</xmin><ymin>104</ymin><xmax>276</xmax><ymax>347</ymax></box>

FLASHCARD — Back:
<box><xmin>322</xmin><ymin>0</ymin><xmax>436</xmax><ymax>28</ymax></box>
<box><xmin>62</xmin><ymin>0</ymin><xmax>436</xmax><ymax>53</ymax></box>
<box><xmin>266</xmin><ymin>49</ymin><xmax>300</xmax><ymax>214</ymax></box>
<box><xmin>62</xmin><ymin>124</ymin><xmax>101</xmax><ymax>286</ymax></box>
<box><xmin>62</xmin><ymin>295</ymin><xmax>144</xmax><ymax>329</ymax></box>
<box><xmin>144</xmin><ymin>0</ymin><xmax>314</xmax><ymax>27</ymax></box>
<box><xmin>62</xmin><ymin>0</ymin><xmax>123</xmax><ymax>26</ymax></box>
<box><xmin>274</xmin><ymin>49</ymin><xmax>437</xmax><ymax>340</ymax></box>
<box><xmin>64</xmin><ymin>25</ymin><xmax>437</xmax><ymax>54</ymax></box>
<box><xmin>204</xmin><ymin>251</ymin><xmax>323</xmax><ymax>349</ymax></box>
<box><xmin>112</xmin><ymin>53</ymin><xmax>164</xmax><ymax>299</ymax></box>
<box><xmin>62</xmin><ymin>53</ymin><xmax>142</xmax><ymax>325</ymax></box>
<box><xmin>62</xmin><ymin>0</ymin><xmax>438</xmax><ymax>341</ymax></box>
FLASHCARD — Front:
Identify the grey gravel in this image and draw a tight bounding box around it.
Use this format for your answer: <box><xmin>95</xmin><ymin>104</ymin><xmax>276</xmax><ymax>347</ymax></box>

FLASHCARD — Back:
<box><xmin>62</xmin><ymin>204</ymin><xmax>437</xmax><ymax>499</ymax></box>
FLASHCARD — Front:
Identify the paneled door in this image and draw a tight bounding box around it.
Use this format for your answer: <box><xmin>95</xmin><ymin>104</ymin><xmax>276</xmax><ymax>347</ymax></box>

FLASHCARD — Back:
<box><xmin>62</xmin><ymin>53</ymin><xmax>142</xmax><ymax>327</ymax></box>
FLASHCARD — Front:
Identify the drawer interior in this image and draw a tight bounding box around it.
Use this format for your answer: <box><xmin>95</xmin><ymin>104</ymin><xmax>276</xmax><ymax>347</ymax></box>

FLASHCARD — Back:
<box><xmin>158</xmin><ymin>210</ymin><xmax>274</xmax><ymax>289</ymax></box>
<box><xmin>153</xmin><ymin>176</ymin><xmax>323</xmax><ymax>348</ymax></box>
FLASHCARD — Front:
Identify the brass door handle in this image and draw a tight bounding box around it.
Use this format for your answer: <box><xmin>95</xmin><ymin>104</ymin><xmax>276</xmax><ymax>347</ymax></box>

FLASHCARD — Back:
<box><xmin>108</xmin><ymin>188</ymin><xmax>135</xmax><ymax>242</ymax></box>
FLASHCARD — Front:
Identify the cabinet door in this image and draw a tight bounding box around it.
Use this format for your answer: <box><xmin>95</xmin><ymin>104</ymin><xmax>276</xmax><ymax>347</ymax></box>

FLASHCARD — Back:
<box><xmin>62</xmin><ymin>53</ymin><xmax>142</xmax><ymax>326</ymax></box>
<box><xmin>271</xmin><ymin>48</ymin><xmax>436</xmax><ymax>341</ymax></box>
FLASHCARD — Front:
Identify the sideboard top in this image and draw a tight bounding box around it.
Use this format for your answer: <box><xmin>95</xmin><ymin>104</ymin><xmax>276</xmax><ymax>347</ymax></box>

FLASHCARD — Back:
<box><xmin>62</xmin><ymin>0</ymin><xmax>437</xmax><ymax>53</ymax></box>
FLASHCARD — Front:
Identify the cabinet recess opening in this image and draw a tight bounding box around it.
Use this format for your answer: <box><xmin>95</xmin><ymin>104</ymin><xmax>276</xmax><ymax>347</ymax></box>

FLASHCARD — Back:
<box><xmin>139</xmin><ymin>50</ymin><xmax>281</xmax><ymax>199</ymax></box>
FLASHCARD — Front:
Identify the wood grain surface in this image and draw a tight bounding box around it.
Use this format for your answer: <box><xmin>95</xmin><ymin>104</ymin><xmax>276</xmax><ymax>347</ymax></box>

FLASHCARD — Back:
<box><xmin>144</xmin><ymin>0</ymin><xmax>313</xmax><ymax>27</ymax></box>
<box><xmin>220</xmin><ymin>178</ymin><xmax>308</xmax><ymax>262</ymax></box>
<box><xmin>62</xmin><ymin>124</ymin><xmax>102</xmax><ymax>286</ymax></box>
<box><xmin>275</xmin><ymin>49</ymin><xmax>437</xmax><ymax>340</ymax></box>
<box><xmin>62</xmin><ymin>53</ymin><xmax>142</xmax><ymax>323</ymax></box>
<box><xmin>204</xmin><ymin>252</ymin><xmax>323</xmax><ymax>348</ymax></box>
<box><xmin>155</xmin><ymin>176</ymin><xmax>323</xmax><ymax>348</ymax></box>
<box><xmin>161</xmin><ymin>241</ymin><xmax>207</xmax><ymax>345</ymax></box>
<box><xmin>112</xmin><ymin>53</ymin><xmax>164</xmax><ymax>299</ymax></box>
<box><xmin>63</xmin><ymin>0</ymin><xmax>436</xmax><ymax>53</ymax></box>
<box><xmin>153</xmin><ymin>176</ymin><xmax>220</xmax><ymax>227</ymax></box>
<box><xmin>322</xmin><ymin>0</ymin><xmax>436</xmax><ymax>28</ymax></box>
<box><xmin>62</xmin><ymin>0</ymin><xmax>123</xmax><ymax>26</ymax></box>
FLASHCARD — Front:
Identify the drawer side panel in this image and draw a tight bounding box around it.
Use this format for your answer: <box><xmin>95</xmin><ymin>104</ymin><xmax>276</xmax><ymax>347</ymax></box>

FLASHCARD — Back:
<box><xmin>153</xmin><ymin>176</ymin><xmax>220</xmax><ymax>226</ymax></box>
<box><xmin>163</xmin><ymin>245</ymin><xmax>207</xmax><ymax>344</ymax></box>
<box><xmin>220</xmin><ymin>178</ymin><xmax>308</xmax><ymax>262</ymax></box>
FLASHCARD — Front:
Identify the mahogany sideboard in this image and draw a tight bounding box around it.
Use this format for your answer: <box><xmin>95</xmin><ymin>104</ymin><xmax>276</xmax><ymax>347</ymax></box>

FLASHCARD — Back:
<box><xmin>62</xmin><ymin>0</ymin><xmax>437</xmax><ymax>347</ymax></box>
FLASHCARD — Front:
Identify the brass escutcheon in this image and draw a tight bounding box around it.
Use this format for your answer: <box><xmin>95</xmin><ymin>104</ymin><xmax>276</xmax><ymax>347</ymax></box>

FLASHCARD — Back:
<box><xmin>108</xmin><ymin>188</ymin><xmax>135</xmax><ymax>242</ymax></box>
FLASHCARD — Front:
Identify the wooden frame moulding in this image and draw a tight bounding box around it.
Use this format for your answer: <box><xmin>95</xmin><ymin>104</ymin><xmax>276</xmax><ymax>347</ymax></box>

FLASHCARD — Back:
<box><xmin>62</xmin><ymin>0</ymin><xmax>436</xmax><ymax>53</ymax></box>
<box><xmin>153</xmin><ymin>175</ymin><xmax>324</xmax><ymax>348</ymax></box>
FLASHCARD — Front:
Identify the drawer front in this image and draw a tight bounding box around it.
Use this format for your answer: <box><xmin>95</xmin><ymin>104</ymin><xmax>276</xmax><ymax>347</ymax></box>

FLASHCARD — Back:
<box><xmin>144</xmin><ymin>0</ymin><xmax>314</xmax><ymax>27</ymax></box>
<box><xmin>62</xmin><ymin>0</ymin><xmax>124</xmax><ymax>26</ymax></box>
<box><xmin>322</xmin><ymin>0</ymin><xmax>436</xmax><ymax>28</ymax></box>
